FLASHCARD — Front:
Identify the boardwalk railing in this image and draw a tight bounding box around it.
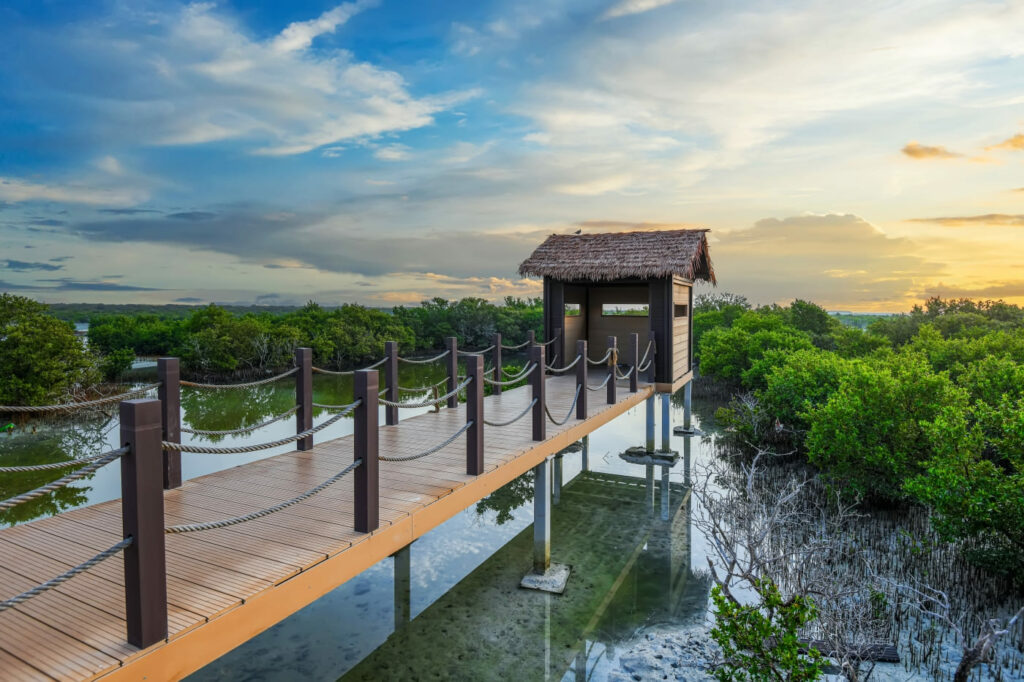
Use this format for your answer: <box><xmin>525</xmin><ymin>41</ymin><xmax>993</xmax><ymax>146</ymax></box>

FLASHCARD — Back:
<box><xmin>0</xmin><ymin>329</ymin><xmax>653</xmax><ymax>651</ymax></box>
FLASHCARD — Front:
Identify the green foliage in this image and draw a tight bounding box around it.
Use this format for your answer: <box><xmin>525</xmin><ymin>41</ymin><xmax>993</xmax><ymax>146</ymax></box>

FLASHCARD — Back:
<box><xmin>805</xmin><ymin>353</ymin><xmax>969</xmax><ymax>501</ymax></box>
<box><xmin>698</xmin><ymin>312</ymin><xmax>814</xmax><ymax>389</ymax></box>
<box><xmin>759</xmin><ymin>349</ymin><xmax>854</xmax><ymax>445</ymax></box>
<box><xmin>98</xmin><ymin>348</ymin><xmax>135</xmax><ymax>381</ymax></box>
<box><xmin>710</xmin><ymin>580</ymin><xmax>823</xmax><ymax>682</ymax></box>
<box><xmin>0</xmin><ymin>294</ymin><xmax>99</xmax><ymax>405</ymax></box>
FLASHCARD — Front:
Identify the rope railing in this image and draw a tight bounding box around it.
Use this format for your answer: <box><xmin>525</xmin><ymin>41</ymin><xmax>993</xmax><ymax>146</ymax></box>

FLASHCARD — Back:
<box><xmin>379</xmin><ymin>421</ymin><xmax>473</xmax><ymax>462</ymax></box>
<box><xmin>545</xmin><ymin>385</ymin><xmax>583</xmax><ymax>426</ymax></box>
<box><xmin>0</xmin><ymin>538</ymin><xmax>132</xmax><ymax>613</ymax></box>
<box><xmin>615</xmin><ymin>364</ymin><xmax>636</xmax><ymax>380</ymax></box>
<box><xmin>483</xmin><ymin>363</ymin><xmax>538</xmax><ymax>387</ymax></box>
<box><xmin>181</xmin><ymin>367</ymin><xmax>298</xmax><ymax>390</ymax></box>
<box><xmin>638</xmin><ymin>358</ymin><xmax>652</xmax><ymax>373</ymax></box>
<box><xmin>163</xmin><ymin>404</ymin><xmax>358</xmax><ymax>454</ymax></box>
<box><xmin>639</xmin><ymin>340</ymin><xmax>654</xmax><ymax>368</ymax></box>
<box><xmin>587</xmin><ymin>372</ymin><xmax>614</xmax><ymax>391</ymax></box>
<box><xmin>0</xmin><ymin>447</ymin><xmax>124</xmax><ymax>473</ymax></box>
<box><xmin>500</xmin><ymin>339</ymin><xmax>531</xmax><ymax>350</ymax></box>
<box><xmin>543</xmin><ymin>354</ymin><xmax>559</xmax><ymax>370</ymax></box>
<box><xmin>397</xmin><ymin>350</ymin><xmax>451</xmax><ymax>365</ymax></box>
<box><xmin>539</xmin><ymin>336</ymin><xmax>559</xmax><ymax>346</ymax></box>
<box><xmin>378</xmin><ymin>376</ymin><xmax>472</xmax><ymax>409</ymax></box>
<box><xmin>456</xmin><ymin>345</ymin><xmax>495</xmax><ymax>356</ymax></box>
<box><xmin>546</xmin><ymin>354</ymin><xmax>582</xmax><ymax>374</ymax></box>
<box><xmin>397</xmin><ymin>378</ymin><xmax>448</xmax><ymax>393</ymax></box>
<box><xmin>484</xmin><ymin>398</ymin><xmax>538</xmax><ymax>427</ymax></box>
<box><xmin>312</xmin><ymin>400</ymin><xmax>363</xmax><ymax>411</ymax></box>
<box><xmin>0</xmin><ymin>384</ymin><xmax>160</xmax><ymax>414</ymax></box>
<box><xmin>311</xmin><ymin>358</ymin><xmax>387</xmax><ymax>376</ymax></box>
<box><xmin>180</xmin><ymin>406</ymin><xmax>300</xmax><ymax>437</ymax></box>
<box><xmin>165</xmin><ymin>459</ymin><xmax>363</xmax><ymax>534</ymax></box>
<box><xmin>586</xmin><ymin>349</ymin><xmax>614</xmax><ymax>366</ymax></box>
<box><xmin>0</xmin><ymin>447</ymin><xmax>128</xmax><ymax>512</ymax></box>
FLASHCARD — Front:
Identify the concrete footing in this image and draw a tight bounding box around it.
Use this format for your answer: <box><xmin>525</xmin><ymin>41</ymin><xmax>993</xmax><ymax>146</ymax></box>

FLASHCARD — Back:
<box><xmin>520</xmin><ymin>563</ymin><xmax>572</xmax><ymax>594</ymax></box>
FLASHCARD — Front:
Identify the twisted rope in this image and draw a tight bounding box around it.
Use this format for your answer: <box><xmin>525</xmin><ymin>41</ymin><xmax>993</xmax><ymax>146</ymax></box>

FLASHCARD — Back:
<box><xmin>379</xmin><ymin>421</ymin><xmax>473</xmax><ymax>462</ymax></box>
<box><xmin>0</xmin><ymin>447</ymin><xmax>123</xmax><ymax>473</ymax></box>
<box><xmin>545</xmin><ymin>385</ymin><xmax>582</xmax><ymax>426</ymax></box>
<box><xmin>165</xmin><ymin>459</ymin><xmax>362</xmax><ymax>534</ymax></box>
<box><xmin>484</xmin><ymin>398</ymin><xmax>538</xmax><ymax>427</ymax></box>
<box><xmin>0</xmin><ymin>448</ymin><xmax>127</xmax><ymax>512</ymax></box>
<box><xmin>311</xmin><ymin>358</ymin><xmax>387</xmax><ymax>375</ymax></box>
<box><xmin>615</xmin><ymin>365</ymin><xmax>636</xmax><ymax>380</ymax></box>
<box><xmin>457</xmin><ymin>345</ymin><xmax>495</xmax><ymax>356</ymax></box>
<box><xmin>546</xmin><ymin>354</ymin><xmax>582</xmax><ymax>374</ymax></box>
<box><xmin>0</xmin><ymin>384</ymin><xmax>160</xmax><ymax>414</ymax></box>
<box><xmin>639</xmin><ymin>340</ymin><xmax>654</xmax><ymax>367</ymax></box>
<box><xmin>543</xmin><ymin>354</ymin><xmax>559</xmax><ymax>370</ymax></box>
<box><xmin>587</xmin><ymin>349</ymin><xmax>614</xmax><ymax>366</ymax></box>
<box><xmin>638</xmin><ymin>358</ymin><xmax>652</xmax><ymax>372</ymax></box>
<box><xmin>181</xmin><ymin>368</ymin><xmax>297</xmax><ymax>390</ymax></box>
<box><xmin>312</xmin><ymin>400</ymin><xmax>362</xmax><ymax>412</ymax></box>
<box><xmin>500</xmin><ymin>339</ymin><xmax>530</xmax><ymax>350</ymax></box>
<box><xmin>378</xmin><ymin>376</ymin><xmax>472</xmax><ymax>409</ymax></box>
<box><xmin>397</xmin><ymin>350</ymin><xmax>451</xmax><ymax>365</ymax></box>
<box><xmin>587</xmin><ymin>372</ymin><xmax>614</xmax><ymax>391</ymax></box>
<box><xmin>180</xmin><ymin>406</ymin><xmax>300</xmax><ymax>437</ymax></box>
<box><xmin>164</xmin><ymin>405</ymin><xmax>357</xmax><ymax>454</ymax></box>
<box><xmin>483</xmin><ymin>363</ymin><xmax>538</xmax><ymax>386</ymax></box>
<box><xmin>397</xmin><ymin>379</ymin><xmax>448</xmax><ymax>393</ymax></box>
<box><xmin>0</xmin><ymin>538</ymin><xmax>132</xmax><ymax>613</ymax></box>
<box><xmin>539</xmin><ymin>336</ymin><xmax>559</xmax><ymax>346</ymax></box>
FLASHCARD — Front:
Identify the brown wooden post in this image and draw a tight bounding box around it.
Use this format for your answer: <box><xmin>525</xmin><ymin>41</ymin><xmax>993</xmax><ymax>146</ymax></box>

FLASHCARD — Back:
<box><xmin>157</xmin><ymin>358</ymin><xmax>181</xmax><ymax>490</ymax></box>
<box><xmin>120</xmin><ymin>399</ymin><xmax>167</xmax><ymax>648</ymax></box>
<box><xmin>607</xmin><ymin>336</ymin><xmax>617</xmax><ymax>405</ymax></box>
<box><xmin>629</xmin><ymin>333</ymin><xmax>639</xmax><ymax>393</ymax></box>
<box><xmin>576</xmin><ymin>339</ymin><xmax>588</xmax><ymax>420</ymax></box>
<box><xmin>466</xmin><ymin>355</ymin><xmax>484</xmax><ymax>475</ymax></box>
<box><xmin>647</xmin><ymin>329</ymin><xmax>657</xmax><ymax>383</ymax></box>
<box><xmin>530</xmin><ymin>345</ymin><xmax>545</xmax><ymax>441</ymax></box>
<box><xmin>527</xmin><ymin>329</ymin><xmax>536</xmax><ymax>347</ymax></box>
<box><xmin>445</xmin><ymin>337</ymin><xmax>459</xmax><ymax>409</ymax></box>
<box><xmin>295</xmin><ymin>347</ymin><xmax>313</xmax><ymax>450</ymax></box>
<box><xmin>384</xmin><ymin>341</ymin><xmax>398</xmax><ymax>426</ymax></box>
<box><xmin>353</xmin><ymin>370</ymin><xmax>379</xmax><ymax>533</ymax></box>
<box><xmin>491</xmin><ymin>333</ymin><xmax>502</xmax><ymax>396</ymax></box>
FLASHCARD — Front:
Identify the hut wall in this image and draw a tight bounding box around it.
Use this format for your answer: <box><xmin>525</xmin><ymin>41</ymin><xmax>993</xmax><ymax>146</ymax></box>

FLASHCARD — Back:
<box><xmin>672</xmin><ymin>277</ymin><xmax>692</xmax><ymax>387</ymax></box>
<box><xmin>648</xmin><ymin>277</ymin><xmax>673</xmax><ymax>385</ymax></box>
<box><xmin>543</xmin><ymin>277</ymin><xmax>565</xmax><ymax>364</ymax></box>
<box><xmin>587</xmin><ymin>285</ymin><xmax>649</xmax><ymax>360</ymax></box>
<box><xmin>562</xmin><ymin>285</ymin><xmax>587</xmax><ymax>364</ymax></box>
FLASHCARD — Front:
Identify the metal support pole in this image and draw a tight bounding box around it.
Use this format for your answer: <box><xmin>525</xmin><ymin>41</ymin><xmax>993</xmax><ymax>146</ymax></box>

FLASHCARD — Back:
<box><xmin>646</xmin><ymin>395</ymin><xmax>655</xmax><ymax>453</ymax></box>
<box><xmin>466</xmin><ymin>355</ymin><xmax>484</xmax><ymax>475</ymax></box>
<box><xmin>644</xmin><ymin>463</ymin><xmax>655</xmax><ymax>512</ymax></box>
<box><xmin>683</xmin><ymin>381</ymin><xmax>693</xmax><ymax>432</ymax></box>
<box><xmin>553</xmin><ymin>454</ymin><xmax>563</xmax><ymax>506</ymax></box>
<box><xmin>445</xmin><ymin>336</ymin><xmax>458</xmax><ymax>409</ymax></box>
<box><xmin>606</xmin><ymin>336</ymin><xmax>617</xmax><ymax>405</ymax></box>
<box><xmin>575</xmin><ymin>339</ymin><xmax>587</xmax><ymax>420</ymax></box>
<box><xmin>393</xmin><ymin>544</ymin><xmax>411</xmax><ymax>629</ymax></box>
<box><xmin>684</xmin><ymin>436</ymin><xmax>692</xmax><ymax>488</ymax></box>
<box><xmin>629</xmin><ymin>332</ymin><xmax>639</xmax><ymax>393</ymax></box>
<box><xmin>384</xmin><ymin>341</ymin><xmax>398</xmax><ymax>426</ymax></box>
<box><xmin>157</xmin><ymin>358</ymin><xmax>181</xmax><ymax>490</ymax></box>
<box><xmin>354</xmin><ymin>370</ymin><xmax>379</xmax><ymax>533</ymax></box>
<box><xmin>120</xmin><ymin>399</ymin><xmax>167</xmax><ymax>648</ymax></box>
<box><xmin>533</xmin><ymin>457</ymin><xmax>552</xmax><ymax>573</ymax></box>
<box><xmin>581</xmin><ymin>434</ymin><xmax>589</xmax><ymax>471</ymax></box>
<box><xmin>295</xmin><ymin>347</ymin><xmax>313</xmax><ymax>450</ymax></box>
<box><xmin>647</xmin><ymin>329</ymin><xmax>657</xmax><ymax>384</ymax></box>
<box><xmin>661</xmin><ymin>392</ymin><xmax>671</xmax><ymax>452</ymax></box>
<box><xmin>530</xmin><ymin>344</ymin><xmax>545</xmax><ymax>442</ymax></box>
<box><xmin>491</xmin><ymin>333</ymin><xmax>503</xmax><ymax>396</ymax></box>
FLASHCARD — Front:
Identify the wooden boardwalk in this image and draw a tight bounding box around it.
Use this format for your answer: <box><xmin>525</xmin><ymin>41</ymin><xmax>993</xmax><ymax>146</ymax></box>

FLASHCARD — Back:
<box><xmin>0</xmin><ymin>374</ymin><xmax>653</xmax><ymax>681</ymax></box>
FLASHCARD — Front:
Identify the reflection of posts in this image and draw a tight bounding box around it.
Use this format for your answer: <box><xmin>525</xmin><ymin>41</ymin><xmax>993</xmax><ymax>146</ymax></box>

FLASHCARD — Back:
<box><xmin>534</xmin><ymin>457</ymin><xmax>552</xmax><ymax>573</ymax></box>
<box><xmin>393</xmin><ymin>544</ymin><xmax>411</xmax><ymax>631</ymax></box>
<box><xmin>645</xmin><ymin>464</ymin><xmax>655</xmax><ymax>512</ymax></box>
<box><xmin>683</xmin><ymin>436</ymin><xmax>691</xmax><ymax>488</ymax></box>
<box><xmin>645</xmin><ymin>395</ymin><xmax>655</xmax><ymax>452</ymax></box>
<box><xmin>553</xmin><ymin>454</ymin><xmax>563</xmax><ymax>506</ymax></box>
<box><xmin>660</xmin><ymin>465</ymin><xmax>670</xmax><ymax>522</ymax></box>
<box><xmin>661</xmin><ymin>393</ymin><xmax>671</xmax><ymax>452</ymax></box>
<box><xmin>581</xmin><ymin>435</ymin><xmax>589</xmax><ymax>471</ymax></box>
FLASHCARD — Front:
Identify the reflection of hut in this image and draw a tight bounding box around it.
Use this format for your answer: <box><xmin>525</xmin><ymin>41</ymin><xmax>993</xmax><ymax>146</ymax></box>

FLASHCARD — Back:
<box><xmin>519</xmin><ymin>229</ymin><xmax>715</xmax><ymax>393</ymax></box>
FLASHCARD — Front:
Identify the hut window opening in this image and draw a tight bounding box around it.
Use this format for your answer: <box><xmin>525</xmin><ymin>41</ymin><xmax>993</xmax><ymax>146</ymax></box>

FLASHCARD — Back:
<box><xmin>602</xmin><ymin>303</ymin><xmax>649</xmax><ymax>317</ymax></box>
<box><xmin>674</xmin><ymin>304</ymin><xmax>689</xmax><ymax>317</ymax></box>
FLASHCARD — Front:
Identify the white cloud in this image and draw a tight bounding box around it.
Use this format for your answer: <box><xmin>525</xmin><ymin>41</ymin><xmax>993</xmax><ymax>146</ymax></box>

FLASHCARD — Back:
<box><xmin>270</xmin><ymin>1</ymin><xmax>372</xmax><ymax>53</ymax></box>
<box><xmin>0</xmin><ymin>176</ymin><xmax>145</xmax><ymax>206</ymax></box>
<box><xmin>374</xmin><ymin>144</ymin><xmax>412</xmax><ymax>161</ymax></box>
<box><xmin>601</xmin><ymin>0</ymin><xmax>681</xmax><ymax>21</ymax></box>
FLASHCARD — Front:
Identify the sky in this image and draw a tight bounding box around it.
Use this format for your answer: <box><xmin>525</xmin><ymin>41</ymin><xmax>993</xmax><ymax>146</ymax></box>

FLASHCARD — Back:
<box><xmin>0</xmin><ymin>0</ymin><xmax>1022</xmax><ymax>311</ymax></box>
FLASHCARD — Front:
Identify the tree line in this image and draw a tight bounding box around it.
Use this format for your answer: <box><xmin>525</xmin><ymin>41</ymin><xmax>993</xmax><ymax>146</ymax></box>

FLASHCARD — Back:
<box><xmin>695</xmin><ymin>293</ymin><xmax>1024</xmax><ymax>583</ymax></box>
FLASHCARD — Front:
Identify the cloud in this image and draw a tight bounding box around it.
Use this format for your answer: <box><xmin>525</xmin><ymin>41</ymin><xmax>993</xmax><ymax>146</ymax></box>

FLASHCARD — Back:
<box><xmin>601</xmin><ymin>0</ymin><xmax>681</xmax><ymax>20</ymax></box>
<box><xmin>37</xmin><ymin>278</ymin><xmax>160</xmax><ymax>292</ymax></box>
<box><xmin>712</xmin><ymin>214</ymin><xmax>939</xmax><ymax>308</ymax></box>
<box><xmin>924</xmin><ymin>280</ymin><xmax>1024</xmax><ymax>299</ymax></box>
<box><xmin>255</xmin><ymin>293</ymin><xmax>281</xmax><ymax>302</ymax></box>
<box><xmin>13</xmin><ymin>3</ymin><xmax>474</xmax><ymax>156</ymax></box>
<box><xmin>2</xmin><ymin>260</ymin><xmax>63</xmax><ymax>271</ymax></box>
<box><xmin>374</xmin><ymin>144</ymin><xmax>412</xmax><ymax>161</ymax></box>
<box><xmin>0</xmin><ymin>177</ymin><xmax>146</xmax><ymax>206</ymax></box>
<box><xmin>167</xmin><ymin>211</ymin><xmax>217</xmax><ymax>221</ymax></box>
<box><xmin>97</xmin><ymin>208</ymin><xmax>160</xmax><ymax>215</ymax></box>
<box><xmin>49</xmin><ymin>256</ymin><xmax>73</xmax><ymax>262</ymax></box>
<box><xmin>901</xmin><ymin>142</ymin><xmax>961</xmax><ymax>160</ymax></box>
<box><xmin>986</xmin><ymin>133</ymin><xmax>1024</xmax><ymax>151</ymax></box>
<box><xmin>174</xmin><ymin>297</ymin><xmax>204</xmax><ymax>303</ymax></box>
<box><xmin>908</xmin><ymin>214</ymin><xmax>1024</xmax><ymax>227</ymax></box>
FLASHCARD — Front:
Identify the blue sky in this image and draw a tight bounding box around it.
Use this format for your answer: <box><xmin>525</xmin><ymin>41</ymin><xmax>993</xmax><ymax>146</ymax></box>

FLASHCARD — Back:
<box><xmin>1</xmin><ymin>0</ymin><xmax>1023</xmax><ymax>309</ymax></box>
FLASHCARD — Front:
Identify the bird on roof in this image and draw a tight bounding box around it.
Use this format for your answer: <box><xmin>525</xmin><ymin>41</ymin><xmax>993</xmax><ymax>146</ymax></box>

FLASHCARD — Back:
<box><xmin>573</xmin><ymin>228</ymin><xmax>582</xmax><ymax>234</ymax></box>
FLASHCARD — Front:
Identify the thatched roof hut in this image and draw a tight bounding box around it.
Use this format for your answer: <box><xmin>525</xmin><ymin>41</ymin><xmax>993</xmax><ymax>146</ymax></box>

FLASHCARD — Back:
<box><xmin>518</xmin><ymin>229</ymin><xmax>716</xmax><ymax>285</ymax></box>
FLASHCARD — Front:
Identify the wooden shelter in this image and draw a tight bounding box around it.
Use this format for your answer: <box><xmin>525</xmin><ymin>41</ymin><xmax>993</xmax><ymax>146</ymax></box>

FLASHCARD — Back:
<box><xmin>519</xmin><ymin>229</ymin><xmax>715</xmax><ymax>393</ymax></box>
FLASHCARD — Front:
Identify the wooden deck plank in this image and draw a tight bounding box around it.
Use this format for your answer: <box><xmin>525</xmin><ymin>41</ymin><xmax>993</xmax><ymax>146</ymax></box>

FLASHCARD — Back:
<box><xmin>0</xmin><ymin>377</ymin><xmax>653</xmax><ymax>681</ymax></box>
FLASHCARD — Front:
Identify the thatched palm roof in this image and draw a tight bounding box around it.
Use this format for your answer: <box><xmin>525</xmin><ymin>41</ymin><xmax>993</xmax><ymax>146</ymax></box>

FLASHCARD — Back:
<box><xmin>519</xmin><ymin>229</ymin><xmax>716</xmax><ymax>284</ymax></box>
